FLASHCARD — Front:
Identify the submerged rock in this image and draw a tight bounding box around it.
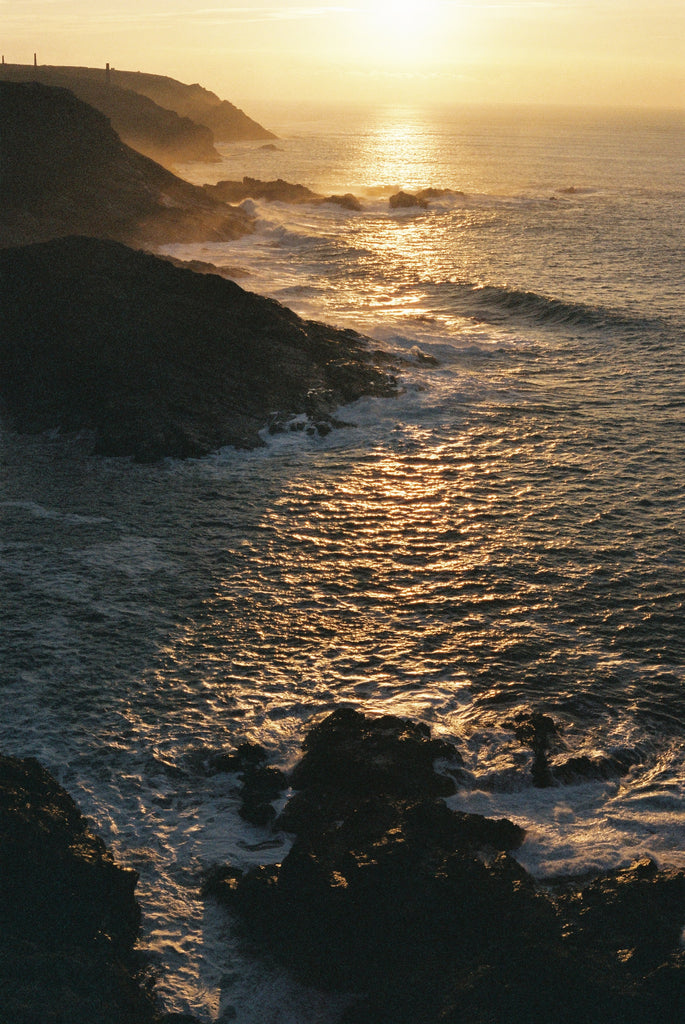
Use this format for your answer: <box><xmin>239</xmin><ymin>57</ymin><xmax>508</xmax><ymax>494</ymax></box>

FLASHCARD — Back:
<box><xmin>0</xmin><ymin>753</ymin><xmax>158</xmax><ymax>1024</ymax></box>
<box><xmin>205</xmin><ymin>708</ymin><xmax>685</xmax><ymax>1024</ymax></box>
<box><xmin>0</xmin><ymin>236</ymin><xmax>397</xmax><ymax>460</ymax></box>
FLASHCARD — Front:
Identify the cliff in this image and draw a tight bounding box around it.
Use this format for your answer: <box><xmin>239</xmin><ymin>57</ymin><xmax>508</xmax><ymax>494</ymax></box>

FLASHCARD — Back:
<box><xmin>0</xmin><ymin>81</ymin><xmax>251</xmax><ymax>247</ymax></box>
<box><xmin>0</xmin><ymin>64</ymin><xmax>220</xmax><ymax>165</ymax></box>
<box><xmin>0</xmin><ymin>64</ymin><xmax>275</xmax><ymax>164</ymax></box>
<box><xmin>102</xmin><ymin>69</ymin><xmax>277</xmax><ymax>143</ymax></box>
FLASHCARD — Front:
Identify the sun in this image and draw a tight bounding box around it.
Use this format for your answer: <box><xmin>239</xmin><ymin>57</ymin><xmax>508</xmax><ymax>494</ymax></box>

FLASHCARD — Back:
<box><xmin>368</xmin><ymin>0</ymin><xmax>439</xmax><ymax>29</ymax></box>
<box><xmin>363</xmin><ymin>0</ymin><xmax>442</xmax><ymax>61</ymax></box>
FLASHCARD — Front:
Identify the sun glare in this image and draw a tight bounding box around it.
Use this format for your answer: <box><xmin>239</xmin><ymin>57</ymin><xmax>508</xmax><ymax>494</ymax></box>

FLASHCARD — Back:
<box><xmin>364</xmin><ymin>0</ymin><xmax>441</xmax><ymax>61</ymax></box>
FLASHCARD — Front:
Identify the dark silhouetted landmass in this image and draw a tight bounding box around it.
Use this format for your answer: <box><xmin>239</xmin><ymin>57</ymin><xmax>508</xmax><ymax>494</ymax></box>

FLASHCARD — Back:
<box><xmin>0</xmin><ymin>236</ymin><xmax>397</xmax><ymax>460</ymax></box>
<box><xmin>103</xmin><ymin>69</ymin><xmax>276</xmax><ymax>143</ymax></box>
<box><xmin>0</xmin><ymin>81</ymin><xmax>252</xmax><ymax>247</ymax></box>
<box><xmin>0</xmin><ymin>64</ymin><xmax>275</xmax><ymax>166</ymax></box>
<box><xmin>205</xmin><ymin>176</ymin><xmax>363</xmax><ymax>210</ymax></box>
<box><xmin>204</xmin><ymin>708</ymin><xmax>685</xmax><ymax>1024</ymax></box>
<box><xmin>0</xmin><ymin>64</ymin><xmax>220</xmax><ymax>165</ymax></box>
<box><xmin>0</xmin><ymin>753</ymin><xmax>159</xmax><ymax>1024</ymax></box>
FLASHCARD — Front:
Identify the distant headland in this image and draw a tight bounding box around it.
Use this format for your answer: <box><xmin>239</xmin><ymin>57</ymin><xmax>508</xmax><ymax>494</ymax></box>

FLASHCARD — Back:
<box><xmin>0</xmin><ymin>61</ymin><xmax>275</xmax><ymax>168</ymax></box>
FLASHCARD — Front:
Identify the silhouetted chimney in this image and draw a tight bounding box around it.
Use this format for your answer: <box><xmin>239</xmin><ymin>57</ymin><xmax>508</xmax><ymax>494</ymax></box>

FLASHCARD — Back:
<box><xmin>34</xmin><ymin>53</ymin><xmax>37</xmax><ymax>67</ymax></box>
<box><xmin>106</xmin><ymin>62</ymin><xmax>110</xmax><ymax>84</ymax></box>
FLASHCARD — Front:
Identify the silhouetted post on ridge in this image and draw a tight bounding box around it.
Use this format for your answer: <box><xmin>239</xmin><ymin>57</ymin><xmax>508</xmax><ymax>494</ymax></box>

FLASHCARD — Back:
<box><xmin>34</xmin><ymin>53</ymin><xmax>37</xmax><ymax>67</ymax></box>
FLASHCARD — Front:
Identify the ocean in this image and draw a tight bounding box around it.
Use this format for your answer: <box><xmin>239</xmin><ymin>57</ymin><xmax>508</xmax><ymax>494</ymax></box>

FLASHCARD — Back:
<box><xmin>1</xmin><ymin>103</ymin><xmax>684</xmax><ymax>1021</ymax></box>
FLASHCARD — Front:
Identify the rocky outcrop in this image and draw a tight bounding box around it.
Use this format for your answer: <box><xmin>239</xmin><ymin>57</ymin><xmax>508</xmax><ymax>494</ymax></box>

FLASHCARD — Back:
<box><xmin>0</xmin><ymin>236</ymin><xmax>397</xmax><ymax>460</ymax></box>
<box><xmin>0</xmin><ymin>81</ymin><xmax>251</xmax><ymax>248</ymax></box>
<box><xmin>389</xmin><ymin>187</ymin><xmax>465</xmax><ymax>210</ymax></box>
<box><xmin>205</xmin><ymin>177</ymin><xmax>363</xmax><ymax>211</ymax></box>
<box><xmin>0</xmin><ymin>753</ymin><xmax>158</xmax><ymax>1024</ymax></box>
<box><xmin>389</xmin><ymin>189</ymin><xmax>429</xmax><ymax>210</ymax></box>
<box><xmin>204</xmin><ymin>708</ymin><xmax>685</xmax><ymax>1024</ymax></box>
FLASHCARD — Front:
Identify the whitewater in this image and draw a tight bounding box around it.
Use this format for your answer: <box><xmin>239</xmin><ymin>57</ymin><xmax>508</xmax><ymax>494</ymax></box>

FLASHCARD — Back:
<box><xmin>1</xmin><ymin>103</ymin><xmax>684</xmax><ymax>1021</ymax></box>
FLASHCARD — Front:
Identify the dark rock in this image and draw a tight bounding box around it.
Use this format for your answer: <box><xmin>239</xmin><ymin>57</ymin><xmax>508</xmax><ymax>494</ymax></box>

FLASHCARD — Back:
<box><xmin>553</xmin><ymin>747</ymin><xmax>642</xmax><ymax>783</ymax></box>
<box><xmin>205</xmin><ymin>709</ymin><xmax>685</xmax><ymax>1024</ymax></box>
<box><xmin>324</xmin><ymin>193</ymin><xmax>363</xmax><ymax>211</ymax></box>
<box><xmin>0</xmin><ymin>753</ymin><xmax>158</xmax><ymax>1024</ymax></box>
<box><xmin>203</xmin><ymin>742</ymin><xmax>287</xmax><ymax>826</ymax></box>
<box><xmin>507</xmin><ymin>709</ymin><xmax>561</xmax><ymax>787</ymax></box>
<box><xmin>0</xmin><ymin>236</ymin><xmax>397</xmax><ymax>460</ymax></box>
<box><xmin>389</xmin><ymin>190</ymin><xmax>429</xmax><ymax>210</ymax></box>
<box><xmin>204</xmin><ymin>178</ymin><xmax>363</xmax><ymax>212</ymax></box>
<box><xmin>415</xmin><ymin>187</ymin><xmax>465</xmax><ymax>201</ymax></box>
<box><xmin>159</xmin><ymin>1016</ymin><xmax>204</xmax><ymax>1024</ymax></box>
<box><xmin>205</xmin><ymin>176</ymin><xmax>319</xmax><ymax>204</ymax></box>
<box><xmin>0</xmin><ymin>81</ymin><xmax>251</xmax><ymax>248</ymax></box>
<box><xmin>558</xmin><ymin>856</ymin><xmax>685</xmax><ymax>973</ymax></box>
<box><xmin>285</xmin><ymin>707</ymin><xmax>462</xmax><ymax>811</ymax></box>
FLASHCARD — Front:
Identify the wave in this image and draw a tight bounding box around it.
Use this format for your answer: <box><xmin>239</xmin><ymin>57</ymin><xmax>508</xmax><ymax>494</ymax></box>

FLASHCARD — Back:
<box><xmin>426</xmin><ymin>280</ymin><xmax>662</xmax><ymax>333</ymax></box>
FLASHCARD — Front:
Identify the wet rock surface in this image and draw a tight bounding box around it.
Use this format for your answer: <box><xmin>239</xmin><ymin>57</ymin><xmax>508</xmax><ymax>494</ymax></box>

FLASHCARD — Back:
<box><xmin>205</xmin><ymin>176</ymin><xmax>363</xmax><ymax>211</ymax></box>
<box><xmin>0</xmin><ymin>753</ymin><xmax>158</xmax><ymax>1024</ymax></box>
<box><xmin>0</xmin><ymin>236</ymin><xmax>397</xmax><ymax>460</ymax></box>
<box><xmin>205</xmin><ymin>708</ymin><xmax>685</xmax><ymax>1024</ymax></box>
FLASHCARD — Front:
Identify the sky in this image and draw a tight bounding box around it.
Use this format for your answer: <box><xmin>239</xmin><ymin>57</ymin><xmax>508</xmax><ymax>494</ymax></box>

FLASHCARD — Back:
<box><xmin>2</xmin><ymin>1</ymin><xmax>684</xmax><ymax>113</ymax></box>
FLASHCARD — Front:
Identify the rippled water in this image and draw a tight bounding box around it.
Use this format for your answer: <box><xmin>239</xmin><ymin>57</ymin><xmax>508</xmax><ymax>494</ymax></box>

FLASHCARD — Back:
<box><xmin>1</xmin><ymin>105</ymin><xmax>684</xmax><ymax>1021</ymax></box>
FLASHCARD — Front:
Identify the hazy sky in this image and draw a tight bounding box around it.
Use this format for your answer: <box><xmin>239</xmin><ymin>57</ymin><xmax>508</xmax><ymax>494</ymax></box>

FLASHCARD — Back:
<box><xmin>2</xmin><ymin>1</ymin><xmax>684</xmax><ymax>112</ymax></box>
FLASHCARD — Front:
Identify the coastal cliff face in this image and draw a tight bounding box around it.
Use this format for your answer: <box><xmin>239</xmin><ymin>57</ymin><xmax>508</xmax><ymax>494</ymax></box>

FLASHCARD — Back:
<box><xmin>0</xmin><ymin>236</ymin><xmax>397</xmax><ymax>460</ymax></box>
<box><xmin>99</xmin><ymin>69</ymin><xmax>277</xmax><ymax>143</ymax></box>
<box><xmin>0</xmin><ymin>64</ymin><xmax>275</xmax><ymax>165</ymax></box>
<box><xmin>0</xmin><ymin>81</ymin><xmax>251</xmax><ymax>247</ymax></box>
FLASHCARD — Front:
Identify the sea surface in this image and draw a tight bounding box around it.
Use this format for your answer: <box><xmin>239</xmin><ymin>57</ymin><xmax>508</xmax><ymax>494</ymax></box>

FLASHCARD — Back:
<box><xmin>1</xmin><ymin>103</ymin><xmax>684</xmax><ymax>1022</ymax></box>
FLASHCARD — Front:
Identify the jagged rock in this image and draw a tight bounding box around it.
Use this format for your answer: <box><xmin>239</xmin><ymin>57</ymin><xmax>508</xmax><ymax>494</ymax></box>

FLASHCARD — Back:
<box><xmin>324</xmin><ymin>193</ymin><xmax>363</xmax><ymax>211</ymax></box>
<box><xmin>389</xmin><ymin>190</ymin><xmax>429</xmax><ymax>210</ymax></box>
<box><xmin>389</xmin><ymin>188</ymin><xmax>465</xmax><ymax>211</ymax></box>
<box><xmin>507</xmin><ymin>709</ymin><xmax>561</xmax><ymax>787</ymax></box>
<box><xmin>0</xmin><ymin>753</ymin><xmax>157</xmax><ymax>1024</ymax></box>
<box><xmin>204</xmin><ymin>177</ymin><xmax>363</xmax><ymax>211</ymax></box>
<box><xmin>205</xmin><ymin>177</ymin><xmax>320</xmax><ymax>204</ymax></box>
<box><xmin>416</xmin><ymin>187</ymin><xmax>465</xmax><ymax>201</ymax></box>
<box><xmin>0</xmin><ymin>236</ymin><xmax>397</xmax><ymax>460</ymax></box>
<box><xmin>205</xmin><ymin>743</ymin><xmax>287</xmax><ymax>826</ymax></box>
<box><xmin>204</xmin><ymin>709</ymin><xmax>685</xmax><ymax>1024</ymax></box>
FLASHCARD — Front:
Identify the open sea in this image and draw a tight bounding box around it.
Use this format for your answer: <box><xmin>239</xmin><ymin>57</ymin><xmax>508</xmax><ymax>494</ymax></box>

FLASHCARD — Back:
<box><xmin>1</xmin><ymin>103</ymin><xmax>684</xmax><ymax>1021</ymax></box>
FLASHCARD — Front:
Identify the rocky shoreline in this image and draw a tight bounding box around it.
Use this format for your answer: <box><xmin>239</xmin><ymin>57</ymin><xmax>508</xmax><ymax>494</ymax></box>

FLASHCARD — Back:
<box><xmin>3</xmin><ymin>710</ymin><xmax>683</xmax><ymax>1023</ymax></box>
<box><xmin>0</xmin><ymin>235</ymin><xmax>397</xmax><ymax>460</ymax></box>
<box><xmin>207</xmin><ymin>709</ymin><xmax>685</xmax><ymax>1024</ymax></box>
